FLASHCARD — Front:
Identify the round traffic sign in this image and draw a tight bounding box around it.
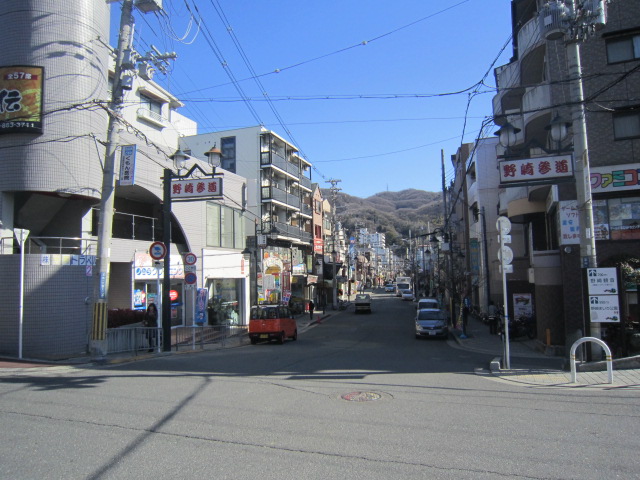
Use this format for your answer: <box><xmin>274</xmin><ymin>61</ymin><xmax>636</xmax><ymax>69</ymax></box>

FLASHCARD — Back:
<box><xmin>498</xmin><ymin>246</ymin><xmax>513</xmax><ymax>265</ymax></box>
<box><xmin>183</xmin><ymin>252</ymin><xmax>197</xmax><ymax>265</ymax></box>
<box><xmin>185</xmin><ymin>272</ymin><xmax>197</xmax><ymax>285</ymax></box>
<box><xmin>149</xmin><ymin>241</ymin><xmax>167</xmax><ymax>260</ymax></box>
<box><xmin>496</xmin><ymin>216</ymin><xmax>511</xmax><ymax>234</ymax></box>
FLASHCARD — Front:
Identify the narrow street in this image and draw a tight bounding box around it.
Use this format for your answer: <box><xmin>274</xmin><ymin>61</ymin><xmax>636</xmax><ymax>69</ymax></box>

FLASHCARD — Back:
<box><xmin>1</xmin><ymin>291</ymin><xmax>639</xmax><ymax>479</ymax></box>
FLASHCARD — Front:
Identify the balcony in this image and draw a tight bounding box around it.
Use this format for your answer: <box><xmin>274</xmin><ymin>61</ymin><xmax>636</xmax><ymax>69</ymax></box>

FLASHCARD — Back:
<box><xmin>260</xmin><ymin>151</ymin><xmax>301</xmax><ymax>178</ymax></box>
<box><xmin>523</xmin><ymin>83</ymin><xmax>552</xmax><ymax>145</ymax></box>
<box><xmin>493</xmin><ymin>62</ymin><xmax>523</xmax><ymax>120</ymax></box>
<box><xmin>136</xmin><ymin>107</ymin><xmax>167</xmax><ymax>128</ymax></box>
<box><xmin>517</xmin><ymin>15</ymin><xmax>542</xmax><ymax>59</ymax></box>
<box><xmin>261</xmin><ymin>185</ymin><xmax>301</xmax><ymax>210</ymax></box>
<box><xmin>300</xmin><ymin>203</ymin><xmax>312</xmax><ymax>218</ymax></box>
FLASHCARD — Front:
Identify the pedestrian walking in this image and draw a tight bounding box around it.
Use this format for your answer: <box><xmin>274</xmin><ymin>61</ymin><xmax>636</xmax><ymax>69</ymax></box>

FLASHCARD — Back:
<box><xmin>308</xmin><ymin>300</ymin><xmax>315</xmax><ymax>320</ymax></box>
<box><xmin>488</xmin><ymin>300</ymin><xmax>499</xmax><ymax>335</ymax></box>
<box><xmin>143</xmin><ymin>303</ymin><xmax>158</xmax><ymax>352</ymax></box>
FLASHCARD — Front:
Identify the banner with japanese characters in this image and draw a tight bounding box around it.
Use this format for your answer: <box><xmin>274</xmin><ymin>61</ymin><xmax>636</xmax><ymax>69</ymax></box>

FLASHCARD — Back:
<box><xmin>558</xmin><ymin>200</ymin><xmax>580</xmax><ymax>244</ymax></box>
<box><xmin>499</xmin><ymin>154</ymin><xmax>573</xmax><ymax>185</ymax></box>
<box><xmin>0</xmin><ymin>66</ymin><xmax>43</xmax><ymax>134</ymax></box>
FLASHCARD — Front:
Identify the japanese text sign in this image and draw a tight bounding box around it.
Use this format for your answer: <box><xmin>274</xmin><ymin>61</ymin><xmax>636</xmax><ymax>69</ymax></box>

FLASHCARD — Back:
<box><xmin>499</xmin><ymin>154</ymin><xmax>573</xmax><ymax>185</ymax></box>
<box><xmin>0</xmin><ymin>65</ymin><xmax>43</xmax><ymax>134</ymax></box>
<box><xmin>171</xmin><ymin>177</ymin><xmax>223</xmax><ymax>200</ymax></box>
<box><xmin>118</xmin><ymin>145</ymin><xmax>137</xmax><ymax>186</ymax></box>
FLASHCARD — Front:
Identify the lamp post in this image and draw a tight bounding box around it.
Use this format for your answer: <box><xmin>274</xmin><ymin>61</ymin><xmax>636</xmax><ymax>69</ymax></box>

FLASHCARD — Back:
<box><xmin>161</xmin><ymin>146</ymin><xmax>222</xmax><ymax>351</ymax></box>
<box><xmin>332</xmin><ymin>249</ymin><xmax>338</xmax><ymax>309</ymax></box>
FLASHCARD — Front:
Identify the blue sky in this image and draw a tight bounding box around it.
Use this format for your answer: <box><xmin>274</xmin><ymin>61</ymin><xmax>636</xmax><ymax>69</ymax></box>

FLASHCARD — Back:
<box><xmin>111</xmin><ymin>0</ymin><xmax>513</xmax><ymax>198</ymax></box>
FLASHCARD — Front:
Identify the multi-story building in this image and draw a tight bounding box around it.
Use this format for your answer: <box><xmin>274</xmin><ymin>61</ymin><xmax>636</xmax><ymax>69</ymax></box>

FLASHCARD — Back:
<box><xmin>180</xmin><ymin>127</ymin><xmax>313</xmax><ymax>307</ymax></box>
<box><xmin>0</xmin><ymin>1</ymin><xmax>248</xmax><ymax>358</ymax></box>
<box><xmin>491</xmin><ymin>0</ymin><xmax>640</xmax><ymax>350</ymax></box>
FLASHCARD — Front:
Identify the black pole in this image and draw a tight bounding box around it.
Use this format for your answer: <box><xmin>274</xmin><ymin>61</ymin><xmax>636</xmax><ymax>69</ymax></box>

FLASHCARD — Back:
<box><xmin>162</xmin><ymin>168</ymin><xmax>172</xmax><ymax>351</ymax></box>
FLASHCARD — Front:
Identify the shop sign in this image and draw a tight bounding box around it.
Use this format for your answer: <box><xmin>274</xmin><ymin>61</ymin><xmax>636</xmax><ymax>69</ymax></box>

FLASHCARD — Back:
<box><xmin>499</xmin><ymin>155</ymin><xmax>573</xmax><ymax>186</ymax></box>
<box><xmin>171</xmin><ymin>177</ymin><xmax>222</xmax><ymax>200</ymax></box>
<box><xmin>118</xmin><ymin>145</ymin><xmax>136</xmax><ymax>186</ymax></box>
<box><xmin>558</xmin><ymin>200</ymin><xmax>580</xmax><ymax>245</ymax></box>
<box><xmin>0</xmin><ymin>65</ymin><xmax>43</xmax><ymax>134</ymax></box>
<box><xmin>591</xmin><ymin>163</ymin><xmax>640</xmax><ymax>193</ymax></box>
<box><xmin>195</xmin><ymin>288</ymin><xmax>208</xmax><ymax>325</ymax></box>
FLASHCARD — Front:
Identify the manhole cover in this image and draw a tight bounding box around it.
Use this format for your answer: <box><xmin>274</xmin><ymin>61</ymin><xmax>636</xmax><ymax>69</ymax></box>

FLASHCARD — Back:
<box><xmin>341</xmin><ymin>391</ymin><xmax>383</xmax><ymax>402</ymax></box>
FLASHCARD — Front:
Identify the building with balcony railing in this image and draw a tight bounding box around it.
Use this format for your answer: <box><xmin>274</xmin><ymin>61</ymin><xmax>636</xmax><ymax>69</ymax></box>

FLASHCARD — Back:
<box><xmin>181</xmin><ymin>126</ymin><xmax>314</xmax><ymax>306</ymax></box>
<box><xmin>491</xmin><ymin>0</ymin><xmax>640</xmax><ymax>350</ymax></box>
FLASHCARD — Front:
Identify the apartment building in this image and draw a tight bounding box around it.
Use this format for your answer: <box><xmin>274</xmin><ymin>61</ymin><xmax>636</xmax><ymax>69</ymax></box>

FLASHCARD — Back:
<box><xmin>491</xmin><ymin>0</ymin><xmax>640</xmax><ymax>348</ymax></box>
<box><xmin>0</xmin><ymin>1</ymin><xmax>247</xmax><ymax>358</ymax></box>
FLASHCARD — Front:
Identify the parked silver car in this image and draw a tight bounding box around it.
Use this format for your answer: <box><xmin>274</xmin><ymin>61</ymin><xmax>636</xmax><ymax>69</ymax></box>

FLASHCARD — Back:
<box><xmin>415</xmin><ymin>308</ymin><xmax>448</xmax><ymax>339</ymax></box>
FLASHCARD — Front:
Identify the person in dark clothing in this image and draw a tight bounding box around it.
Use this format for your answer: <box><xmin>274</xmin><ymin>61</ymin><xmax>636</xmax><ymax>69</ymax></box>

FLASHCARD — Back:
<box><xmin>308</xmin><ymin>300</ymin><xmax>315</xmax><ymax>320</ymax></box>
<box><xmin>488</xmin><ymin>300</ymin><xmax>499</xmax><ymax>335</ymax></box>
<box><xmin>143</xmin><ymin>303</ymin><xmax>158</xmax><ymax>352</ymax></box>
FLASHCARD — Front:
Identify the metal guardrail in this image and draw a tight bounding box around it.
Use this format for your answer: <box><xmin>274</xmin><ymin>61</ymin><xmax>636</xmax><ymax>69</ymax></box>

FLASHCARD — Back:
<box><xmin>1</xmin><ymin>236</ymin><xmax>97</xmax><ymax>255</ymax></box>
<box><xmin>106</xmin><ymin>327</ymin><xmax>162</xmax><ymax>354</ymax></box>
<box><xmin>173</xmin><ymin>325</ymin><xmax>247</xmax><ymax>351</ymax></box>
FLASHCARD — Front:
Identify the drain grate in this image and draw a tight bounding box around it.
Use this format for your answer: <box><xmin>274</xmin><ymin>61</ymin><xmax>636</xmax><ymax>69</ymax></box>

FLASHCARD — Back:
<box><xmin>341</xmin><ymin>391</ymin><xmax>382</xmax><ymax>402</ymax></box>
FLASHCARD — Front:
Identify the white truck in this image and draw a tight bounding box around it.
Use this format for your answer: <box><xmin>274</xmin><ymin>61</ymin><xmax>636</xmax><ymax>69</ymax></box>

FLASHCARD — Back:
<box><xmin>395</xmin><ymin>276</ymin><xmax>411</xmax><ymax>297</ymax></box>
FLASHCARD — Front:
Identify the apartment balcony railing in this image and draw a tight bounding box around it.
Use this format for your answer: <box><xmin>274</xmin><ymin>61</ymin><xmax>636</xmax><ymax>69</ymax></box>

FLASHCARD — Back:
<box><xmin>261</xmin><ymin>186</ymin><xmax>301</xmax><ymax>210</ymax></box>
<box><xmin>136</xmin><ymin>107</ymin><xmax>167</xmax><ymax>128</ymax></box>
<box><xmin>300</xmin><ymin>203</ymin><xmax>312</xmax><ymax>217</ymax></box>
<box><xmin>517</xmin><ymin>15</ymin><xmax>542</xmax><ymax>60</ymax></box>
<box><xmin>299</xmin><ymin>176</ymin><xmax>312</xmax><ymax>191</ymax></box>
<box><xmin>0</xmin><ymin>236</ymin><xmax>97</xmax><ymax>255</ymax></box>
<box><xmin>260</xmin><ymin>151</ymin><xmax>301</xmax><ymax>177</ymax></box>
<box><xmin>272</xmin><ymin>221</ymin><xmax>312</xmax><ymax>244</ymax></box>
<box><xmin>523</xmin><ymin>83</ymin><xmax>551</xmax><ymax>127</ymax></box>
<box><xmin>493</xmin><ymin>61</ymin><xmax>521</xmax><ymax>119</ymax></box>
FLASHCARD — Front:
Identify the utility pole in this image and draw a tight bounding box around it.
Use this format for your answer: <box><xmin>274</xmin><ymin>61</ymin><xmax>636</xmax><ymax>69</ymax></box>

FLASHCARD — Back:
<box><xmin>326</xmin><ymin>178</ymin><xmax>341</xmax><ymax>309</ymax></box>
<box><xmin>91</xmin><ymin>0</ymin><xmax>135</xmax><ymax>358</ymax></box>
<box><xmin>91</xmin><ymin>0</ymin><xmax>174</xmax><ymax>358</ymax></box>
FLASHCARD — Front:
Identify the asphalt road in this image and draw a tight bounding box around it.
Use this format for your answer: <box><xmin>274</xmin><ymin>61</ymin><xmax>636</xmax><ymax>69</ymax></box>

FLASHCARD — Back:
<box><xmin>1</xmin><ymin>291</ymin><xmax>639</xmax><ymax>479</ymax></box>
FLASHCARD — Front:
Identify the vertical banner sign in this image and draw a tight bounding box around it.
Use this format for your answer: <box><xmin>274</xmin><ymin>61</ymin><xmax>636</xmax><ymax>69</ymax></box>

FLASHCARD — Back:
<box><xmin>195</xmin><ymin>288</ymin><xmax>208</xmax><ymax>325</ymax></box>
<box><xmin>118</xmin><ymin>145</ymin><xmax>137</xmax><ymax>186</ymax></box>
<box><xmin>0</xmin><ymin>66</ymin><xmax>44</xmax><ymax>134</ymax></box>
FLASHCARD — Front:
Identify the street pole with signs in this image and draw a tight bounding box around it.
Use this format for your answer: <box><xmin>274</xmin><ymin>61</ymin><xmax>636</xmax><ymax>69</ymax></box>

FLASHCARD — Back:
<box><xmin>497</xmin><ymin>217</ymin><xmax>513</xmax><ymax>369</ymax></box>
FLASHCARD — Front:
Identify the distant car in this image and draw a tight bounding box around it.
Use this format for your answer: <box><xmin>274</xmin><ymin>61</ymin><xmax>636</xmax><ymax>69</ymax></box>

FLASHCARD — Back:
<box><xmin>354</xmin><ymin>294</ymin><xmax>372</xmax><ymax>314</ymax></box>
<box><xmin>415</xmin><ymin>308</ymin><xmax>448</xmax><ymax>339</ymax></box>
<box><xmin>401</xmin><ymin>289</ymin><xmax>414</xmax><ymax>301</ymax></box>
<box><xmin>416</xmin><ymin>298</ymin><xmax>439</xmax><ymax>310</ymax></box>
<box><xmin>384</xmin><ymin>283</ymin><xmax>395</xmax><ymax>292</ymax></box>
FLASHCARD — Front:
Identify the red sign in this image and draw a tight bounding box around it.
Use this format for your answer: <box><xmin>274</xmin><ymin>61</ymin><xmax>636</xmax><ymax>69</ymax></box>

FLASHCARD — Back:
<box><xmin>499</xmin><ymin>154</ymin><xmax>573</xmax><ymax>185</ymax></box>
<box><xmin>149</xmin><ymin>241</ymin><xmax>167</xmax><ymax>260</ymax></box>
<box><xmin>171</xmin><ymin>177</ymin><xmax>223</xmax><ymax>200</ymax></box>
<box><xmin>170</xmin><ymin>290</ymin><xmax>179</xmax><ymax>302</ymax></box>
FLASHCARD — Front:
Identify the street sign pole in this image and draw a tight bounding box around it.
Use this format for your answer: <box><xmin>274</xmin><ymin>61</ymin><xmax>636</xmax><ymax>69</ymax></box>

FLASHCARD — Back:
<box><xmin>14</xmin><ymin>228</ymin><xmax>29</xmax><ymax>359</ymax></box>
<box><xmin>497</xmin><ymin>217</ymin><xmax>512</xmax><ymax>370</ymax></box>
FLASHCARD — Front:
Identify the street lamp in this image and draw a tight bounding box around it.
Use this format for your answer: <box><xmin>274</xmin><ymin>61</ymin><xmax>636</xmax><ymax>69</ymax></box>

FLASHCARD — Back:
<box><xmin>161</xmin><ymin>147</ymin><xmax>223</xmax><ymax>351</ymax></box>
<box><xmin>494</xmin><ymin>121</ymin><xmax>521</xmax><ymax>156</ymax></box>
<box><xmin>332</xmin><ymin>249</ymin><xmax>338</xmax><ymax>310</ymax></box>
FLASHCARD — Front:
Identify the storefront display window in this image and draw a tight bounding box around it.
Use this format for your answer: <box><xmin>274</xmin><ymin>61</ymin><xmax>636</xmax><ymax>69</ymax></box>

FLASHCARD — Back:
<box><xmin>206</xmin><ymin>278</ymin><xmax>242</xmax><ymax>325</ymax></box>
<box><xmin>608</xmin><ymin>196</ymin><xmax>640</xmax><ymax>240</ymax></box>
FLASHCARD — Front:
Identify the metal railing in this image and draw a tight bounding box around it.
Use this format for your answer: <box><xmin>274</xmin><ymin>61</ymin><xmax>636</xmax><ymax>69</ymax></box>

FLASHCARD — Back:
<box><xmin>173</xmin><ymin>325</ymin><xmax>247</xmax><ymax>350</ymax></box>
<box><xmin>106</xmin><ymin>327</ymin><xmax>163</xmax><ymax>354</ymax></box>
<box><xmin>0</xmin><ymin>236</ymin><xmax>97</xmax><ymax>255</ymax></box>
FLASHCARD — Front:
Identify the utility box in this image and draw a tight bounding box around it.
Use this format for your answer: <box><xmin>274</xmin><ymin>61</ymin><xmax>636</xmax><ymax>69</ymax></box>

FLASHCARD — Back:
<box><xmin>135</xmin><ymin>0</ymin><xmax>162</xmax><ymax>13</ymax></box>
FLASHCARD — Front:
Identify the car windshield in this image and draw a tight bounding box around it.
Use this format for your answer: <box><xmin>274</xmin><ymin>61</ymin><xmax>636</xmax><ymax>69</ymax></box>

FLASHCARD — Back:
<box><xmin>356</xmin><ymin>294</ymin><xmax>369</xmax><ymax>301</ymax></box>
<box><xmin>417</xmin><ymin>310</ymin><xmax>444</xmax><ymax>321</ymax></box>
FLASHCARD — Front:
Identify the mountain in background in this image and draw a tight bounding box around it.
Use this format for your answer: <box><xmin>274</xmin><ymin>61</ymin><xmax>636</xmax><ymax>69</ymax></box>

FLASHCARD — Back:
<box><xmin>322</xmin><ymin>188</ymin><xmax>444</xmax><ymax>248</ymax></box>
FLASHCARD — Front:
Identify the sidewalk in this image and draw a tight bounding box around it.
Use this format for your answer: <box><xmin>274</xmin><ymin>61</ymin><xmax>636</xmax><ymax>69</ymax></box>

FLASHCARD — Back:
<box><xmin>0</xmin><ymin>310</ymin><xmax>335</xmax><ymax>373</ymax></box>
<box><xmin>451</xmin><ymin>313</ymin><xmax>640</xmax><ymax>389</ymax></box>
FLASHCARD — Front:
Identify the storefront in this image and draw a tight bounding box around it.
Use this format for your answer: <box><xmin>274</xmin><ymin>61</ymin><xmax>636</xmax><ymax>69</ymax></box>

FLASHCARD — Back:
<box><xmin>202</xmin><ymin>249</ymin><xmax>250</xmax><ymax>326</ymax></box>
<box><xmin>132</xmin><ymin>252</ymin><xmax>185</xmax><ymax>326</ymax></box>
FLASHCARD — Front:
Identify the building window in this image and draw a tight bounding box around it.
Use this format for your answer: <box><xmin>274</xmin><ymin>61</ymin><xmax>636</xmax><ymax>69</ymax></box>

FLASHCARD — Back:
<box><xmin>140</xmin><ymin>94</ymin><xmax>162</xmax><ymax>115</ymax></box>
<box><xmin>607</xmin><ymin>196</ymin><xmax>640</xmax><ymax>240</ymax></box>
<box><xmin>206</xmin><ymin>202</ymin><xmax>246</xmax><ymax>248</ymax></box>
<box><xmin>606</xmin><ymin>32</ymin><xmax>640</xmax><ymax>63</ymax></box>
<box><xmin>613</xmin><ymin>109</ymin><xmax>640</xmax><ymax>140</ymax></box>
<box><xmin>221</xmin><ymin>136</ymin><xmax>236</xmax><ymax>173</ymax></box>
